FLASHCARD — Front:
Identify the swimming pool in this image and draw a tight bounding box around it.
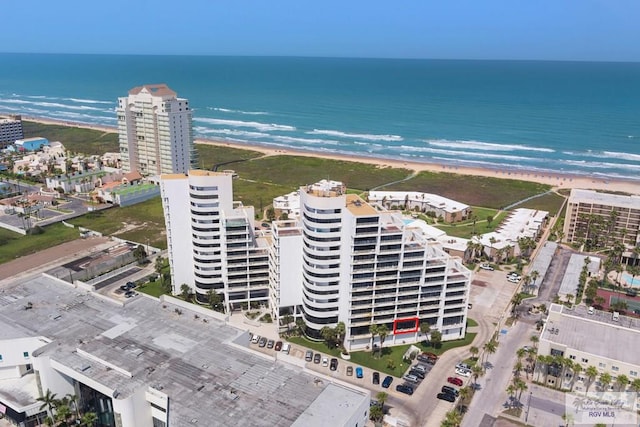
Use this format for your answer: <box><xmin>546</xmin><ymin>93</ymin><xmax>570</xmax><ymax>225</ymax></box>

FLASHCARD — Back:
<box><xmin>622</xmin><ymin>273</ymin><xmax>640</xmax><ymax>287</ymax></box>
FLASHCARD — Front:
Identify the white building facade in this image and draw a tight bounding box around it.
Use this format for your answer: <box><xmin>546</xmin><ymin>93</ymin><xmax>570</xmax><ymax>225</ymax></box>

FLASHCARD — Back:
<box><xmin>117</xmin><ymin>84</ymin><xmax>195</xmax><ymax>176</ymax></box>
<box><xmin>271</xmin><ymin>180</ymin><xmax>471</xmax><ymax>350</ymax></box>
<box><xmin>160</xmin><ymin>170</ymin><xmax>270</xmax><ymax>309</ymax></box>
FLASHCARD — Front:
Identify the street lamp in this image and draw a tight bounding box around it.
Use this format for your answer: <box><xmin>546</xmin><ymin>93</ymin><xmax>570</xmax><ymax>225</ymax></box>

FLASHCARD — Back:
<box><xmin>525</xmin><ymin>391</ymin><xmax>533</xmax><ymax>425</ymax></box>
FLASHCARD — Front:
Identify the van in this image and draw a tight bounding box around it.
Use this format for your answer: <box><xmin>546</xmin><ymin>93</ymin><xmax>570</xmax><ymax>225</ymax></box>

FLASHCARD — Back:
<box><xmin>281</xmin><ymin>343</ymin><xmax>291</xmax><ymax>354</ymax></box>
<box><xmin>612</xmin><ymin>311</ymin><xmax>620</xmax><ymax>322</ymax></box>
<box><xmin>588</xmin><ymin>306</ymin><xmax>595</xmax><ymax>315</ymax></box>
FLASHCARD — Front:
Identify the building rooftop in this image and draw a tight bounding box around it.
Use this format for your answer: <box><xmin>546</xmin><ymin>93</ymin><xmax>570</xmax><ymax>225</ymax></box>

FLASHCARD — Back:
<box><xmin>368</xmin><ymin>191</ymin><xmax>469</xmax><ymax>213</ymax></box>
<box><xmin>128</xmin><ymin>84</ymin><xmax>177</xmax><ymax>98</ymax></box>
<box><xmin>0</xmin><ymin>275</ymin><xmax>365</xmax><ymax>426</ymax></box>
<box><xmin>291</xmin><ymin>383</ymin><xmax>368</xmax><ymax>427</ymax></box>
<box><xmin>558</xmin><ymin>254</ymin><xmax>600</xmax><ymax>297</ymax></box>
<box><xmin>345</xmin><ymin>194</ymin><xmax>377</xmax><ymax>216</ymax></box>
<box><xmin>569</xmin><ymin>189</ymin><xmax>640</xmax><ymax>210</ymax></box>
<box><xmin>543</xmin><ymin>304</ymin><xmax>640</xmax><ymax>367</ymax></box>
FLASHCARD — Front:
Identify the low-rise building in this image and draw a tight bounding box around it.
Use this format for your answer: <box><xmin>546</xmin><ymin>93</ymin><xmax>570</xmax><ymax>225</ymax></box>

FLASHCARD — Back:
<box><xmin>368</xmin><ymin>191</ymin><xmax>470</xmax><ymax>223</ymax></box>
<box><xmin>15</xmin><ymin>137</ymin><xmax>49</xmax><ymax>152</ymax></box>
<box><xmin>0</xmin><ymin>275</ymin><xmax>370</xmax><ymax>427</ymax></box>
<box><xmin>538</xmin><ymin>303</ymin><xmax>640</xmax><ymax>397</ymax></box>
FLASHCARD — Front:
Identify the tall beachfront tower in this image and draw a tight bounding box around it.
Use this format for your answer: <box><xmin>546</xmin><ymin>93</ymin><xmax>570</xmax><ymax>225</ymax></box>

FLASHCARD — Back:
<box><xmin>117</xmin><ymin>84</ymin><xmax>195</xmax><ymax>175</ymax></box>
<box><xmin>160</xmin><ymin>170</ymin><xmax>270</xmax><ymax>309</ymax></box>
<box><xmin>270</xmin><ymin>180</ymin><xmax>471</xmax><ymax>351</ymax></box>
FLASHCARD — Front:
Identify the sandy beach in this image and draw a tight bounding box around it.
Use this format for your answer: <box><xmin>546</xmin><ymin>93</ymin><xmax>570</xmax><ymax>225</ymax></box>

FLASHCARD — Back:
<box><xmin>25</xmin><ymin>116</ymin><xmax>640</xmax><ymax>195</ymax></box>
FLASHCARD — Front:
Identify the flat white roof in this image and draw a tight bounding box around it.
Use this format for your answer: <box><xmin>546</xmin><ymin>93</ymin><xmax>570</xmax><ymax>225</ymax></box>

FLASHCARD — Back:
<box><xmin>369</xmin><ymin>191</ymin><xmax>469</xmax><ymax>213</ymax></box>
<box><xmin>569</xmin><ymin>189</ymin><xmax>640</xmax><ymax>210</ymax></box>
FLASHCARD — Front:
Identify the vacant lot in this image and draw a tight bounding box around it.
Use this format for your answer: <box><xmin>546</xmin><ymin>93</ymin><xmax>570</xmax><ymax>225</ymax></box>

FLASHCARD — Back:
<box><xmin>386</xmin><ymin>171</ymin><xmax>551</xmax><ymax>210</ymax></box>
<box><xmin>509</xmin><ymin>191</ymin><xmax>566</xmax><ymax>216</ymax></box>
<box><xmin>0</xmin><ymin>223</ymin><xmax>80</xmax><ymax>264</ymax></box>
<box><xmin>23</xmin><ymin>121</ymin><xmax>119</xmax><ymax>154</ymax></box>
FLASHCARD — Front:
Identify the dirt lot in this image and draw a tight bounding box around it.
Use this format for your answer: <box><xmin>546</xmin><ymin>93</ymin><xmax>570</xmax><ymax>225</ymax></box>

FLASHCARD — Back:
<box><xmin>0</xmin><ymin>236</ymin><xmax>111</xmax><ymax>281</ymax></box>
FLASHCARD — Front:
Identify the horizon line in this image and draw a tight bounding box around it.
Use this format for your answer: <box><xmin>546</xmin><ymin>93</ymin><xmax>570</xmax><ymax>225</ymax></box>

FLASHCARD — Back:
<box><xmin>1</xmin><ymin>51</ymin><xmax>639</xmax><ymax>64</ymax></box>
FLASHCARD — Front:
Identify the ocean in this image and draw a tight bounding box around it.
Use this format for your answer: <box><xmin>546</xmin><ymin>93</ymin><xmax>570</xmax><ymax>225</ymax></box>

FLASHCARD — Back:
<box><xmin>0</xmin><ymin>53</ymin><xmax>639</xmax><ymax>181</ymax></box>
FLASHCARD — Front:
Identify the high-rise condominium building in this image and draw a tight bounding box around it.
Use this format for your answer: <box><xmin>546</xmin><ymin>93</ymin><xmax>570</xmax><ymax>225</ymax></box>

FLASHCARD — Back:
<box><xmin>0</xmin><ymin>114</ymin><xmax>23</xmax><ymax>147</ymax></box>
<box><xmin>117</xmin><ymin>84</ymin><xmax>195</xmax><ymax>175</ymax></box>
<box><xmin>271</xmin><ymin>180</ymin><xmax>471</xmax><ymax>351</ymax></box>
<box><xmin>160</xmin><ymin>170</ymin><xmax>270</xmax><ymax>307</ymax></box>
<box><xmin>162</xmin><ymin>175</ymin><xmax>471</xmax><ymax>351</ymax></box>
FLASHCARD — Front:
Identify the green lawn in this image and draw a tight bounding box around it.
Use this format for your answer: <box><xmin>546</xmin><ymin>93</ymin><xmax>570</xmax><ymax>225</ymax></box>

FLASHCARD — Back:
<box><xmin>387</xmin><ymin>171</ymin><xmax>551</xmax><ymax>210</ymax></box>
<box><xmin>288</xmin><ymin>336</ymin><xmax>342</xmax><ymax>357</ymax></box>
<box><xmin>467</xmin><ymin>318</ymin><xmax>479</xmax><ymax>327</ymax></box>
<box><xmin>137</xmin><ymin>280</ymin><xmax>167</xmax><ymax>298</ymax></box>
<box><xmin>290</xmin><ymin>333</ymin><xmax>477</xmax><ymax>377</ymax></box>
<box><xmin>0</xmin><ymin>223</ymin><xmax>81</xmax><ymax>264</ymax></box>
<box><xmin>23</xmin><ymin>121</ymin><xmax>119</xmax><ymax>155</ymax></box>
<box><xmin>435</xmin><ymin>211</ymin><xmax>509</xmax><ymax>239</ymax></box>
<box><xmin>232</xmin><ymin>179</ymin><xmax>293</xmax><ymax>216</ymax></box>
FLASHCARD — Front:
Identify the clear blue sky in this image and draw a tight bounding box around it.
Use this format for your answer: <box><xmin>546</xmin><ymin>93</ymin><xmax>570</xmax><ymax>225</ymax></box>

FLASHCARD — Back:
<box><xmin>3</xmin><ymin>0</ymin><xmax>639</xmax><ymax>61</ymax></box>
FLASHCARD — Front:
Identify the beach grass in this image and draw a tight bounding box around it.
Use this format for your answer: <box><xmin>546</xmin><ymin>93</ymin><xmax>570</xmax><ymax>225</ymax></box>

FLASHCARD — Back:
<box><xmin>231</xmin><ymin>179</ymin><xmax>293</xmax><ymax>215</ymax></box>
<box><xmin>0</xmin><ymin>223</ymin><xmax>80</xmax><ymax>264</ymax></box>
<box><xmin>226</xmin><ymin>155</ymin><xmax>412</xmax><ymax>192</ymax></box>
<box><xmin>385</xmin><ymin>171</ymin><xmax>552</xmax><ymax>210</ymax></box>
<box><xmin>509</xmin><ymin>191</ymin><xmax>567</xmax><ymax>216</ymax></box>
<box><xmin>195</xmin><ymin>144</ymin><xmax>264</xmax><ymax>170</ymax></box>
<box><xmin>436</xmin><ymin>211</ymin><xmax>509</xmax><ymax>239</ymax></box>
<box><xmin>23</xmin><ymin>121</ymin><xmax>119</xmax><ymax>155</ymax></box>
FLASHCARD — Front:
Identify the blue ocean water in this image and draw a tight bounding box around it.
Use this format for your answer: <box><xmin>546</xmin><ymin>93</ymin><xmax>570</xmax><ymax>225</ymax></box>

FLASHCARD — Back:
<box><xmin>0</xmin><ymin>53</ymin><xmax>639</xmax><ymax>180</ymax></box>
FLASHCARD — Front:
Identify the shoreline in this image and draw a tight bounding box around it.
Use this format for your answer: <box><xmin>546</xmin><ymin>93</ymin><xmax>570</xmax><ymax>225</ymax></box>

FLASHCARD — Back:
<box><xmin>23</xmin><ymin>116</ymin><xmax>640</xmax><ymax>195</ymax></box>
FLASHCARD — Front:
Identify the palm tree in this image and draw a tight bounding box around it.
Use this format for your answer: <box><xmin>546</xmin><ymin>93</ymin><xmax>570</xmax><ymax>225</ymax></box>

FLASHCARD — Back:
<box><xmin>66</xmin><ymin>393</ymin><xmax>81</xmax><ymax>421</ymax></box>
<box><xmin>570</xmin><ymin>363</ymin><xmax>582</xmax><ymax>391</ymax></box>
<box><xmin>515</xmin><ymin>378</ymin><xmax>528</xmax><ymax>402</ymax></box>
<box><xmin>37</xmin><ymin>389</ymin><xmax>58</xmax><ymax>414</ymax></box>
<box><xmin>442</xmin><ymin>409</ymin><xmax>462</xmax><ymax>427</ymax></box>
<box><xmin>469</xmin><ymin>346</ymin><xmax>479</xmax><ymax>362</ymax></box>
<box><xmin>335</xmin><ymin>321</ymin><xmax>346</xmax><ymax>347</ymax></box>
<box><xmin>530</xmin><ymin>334</ymin><xmax>539</xmax><ymax>349</ymax></box>
<box><xmin>375</xmin><ymin>391</ymin><xmax>388</xmax><ymax>409</ymax></box>
<box><xmin>369</xmin><ymin>324</ymin><xmax>379</xmax><ymax>354</ymax></box>
<box><xmin>585</xmin><ymin>366</ymin><xmax>598</xmax><ymax>394</ymax></box>
<box><xmin>458</xmin><ymin>386</ymin><xmax>472</xmax><ymax>404</ymax></box>
<box><xmin>615</xmin><ymin>374</ymin><xmax>629</xmax><ymax>392</ymax></box>
<box><xmin>630</xmin><ymin>378</ymin><xmax>640</xmax><ymax>394</ymax></box>
<box><xmin>535</xmin><ymin>355</ymin><xmax>549</xmax><ymax>383</ymax></box>
<box><xmin>472</xmin><ymin>365</ymin><xmax>484</xmax><ymax>389</ymax></box>
<box><xmin>599</xmin><ymin>372</ymin><xmax>612</xmax><ymax>393</ymax></box>
<box><xmin>80</xmin><ymin>412</ymin><xmax>99</xmax><ymax>427</ymax></box>
<box><xmin>378</xmin><ymin>324</ymin><xmax>389</xmax><ymax>352</ymax></box>
<box><xmin>282</xmin><ymin>314</ymin><xmax>294</xmax><ymax>332</ymax></box>
<box><xmin>483</xmin><ymin>340</ymin><xmax>497</xmax><ymax>366</ymax></box>
<box><xmin>513</xmin><ymin>360</ymin><xmax>523</xmax><ymax>379</ymax></box>
<box><xmin>55</xmin><ymin>405</ymin><xmax>72</xmax><ymax>425</ymax></box>
<box><xmin>516</xmin><ymin>348</ymin><xmax>526</xmax><ymax>362</ymax></box>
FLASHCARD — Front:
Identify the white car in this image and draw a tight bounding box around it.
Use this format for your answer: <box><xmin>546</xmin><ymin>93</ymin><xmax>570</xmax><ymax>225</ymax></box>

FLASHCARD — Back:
<box><xmin>251</xmin><ymin>335</ymin><xmax>260</xmax><ymax>344</ymax></box>
<box><xmin>403</xmin><ymin>374</ymin><xmax>419</xmax><ymax>384</ymax></box>
<box><xmin>322</xmin><ymin>357</ymin><xmax>329</xmax><ymax>367</ymax></box>
<box><xmin>455</xmin><ymin>368</ymin><xmax>472</xmax><ymax>377</ymax></box>
<box><xmin>479</xmin><ymin>264</ymin><xmax>494</xmax><ymax>271</ymax></box>
<box><xmin>508</xmin><ymin>276</ymin><xmax>520</xmax><ymax>283</ymax></box>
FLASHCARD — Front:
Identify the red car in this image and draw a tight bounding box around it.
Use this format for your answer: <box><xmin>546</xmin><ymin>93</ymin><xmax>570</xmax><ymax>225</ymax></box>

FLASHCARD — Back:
<box><xmin>447</xmin><ymin>377</ymin><xmax>463</xmax><ymax>387</ymax></box>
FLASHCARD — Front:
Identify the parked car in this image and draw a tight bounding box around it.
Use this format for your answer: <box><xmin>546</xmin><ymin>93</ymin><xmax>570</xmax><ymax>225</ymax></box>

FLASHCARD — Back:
<box><xmin>403</xmin><ymin>374</ymin><xmax>419</xmax><ymax>384</ymax></box>
<box><xmin>258</xmin><ymin>337</ymin><xmax>267</xmax><ymax>348</ymax></box>
<box><xmin>330</xmin><ymin>358</ymin><xmax>338</xmax><ymax>371</ymax></box>
<box><xmin>437</xmin><ymin>392</ymin><xmax>456</xmax><ymax>402</ymax></box>
<box><xmin>455</xmin><ymin>368</ymin><xmax>472</xmax><ymax>377</ymax></box>
<box><xmin>396</xmin><ymin>384</ymin><xmax>414</xmax><ymax>396</ymax></box>
<box><xmin>120</xmin><ymin>281</ymin><xmax>136</xmax><ymax>291</ymax></box>
<box><xmin>305</xmin><ymin>350</ymin><xmax>314</xmax><ymax>362</ymax></box>
<box><xmin>266</xmin><ymin>339</ymin><xmax>275</xmax><ymax>349</ymax></box>
<box><xmin>346</xmin><ymin>366</ymin><xmax>353</xmax><ymax>376</ymax></box>
<box><xmin>447</xmin><ymin>377</ymin><xmax>463</xmax><ymax>386</ymax></box>
<box><xmin>382</xmin><ymin>376</ymin><xmax>393</xmax><ymax>389</ymax></box>
<box><xmin>281</xmin><ymin>343</ymin><xmax>291</xmax><ymax>354</ymax></box>
<box><xmin>479</xmin><ymin>263</ymin><xmax>494</xmax><ymax>271</ymax></box>
<box><xmin>441</xmin><ymin>386</ymin><xmax>459</xmax><ymax>397</ymax></box>
<box><xmin>355</xmin><ymin>367</ymin><xmax>363</xmax><ymax>378</ymax></box>
<box><xmin>455</xmin><ymin>363</ymin><xmax>471</xmax><ymax>371</ymax></box>
<box><xmin>417</xmin><ymin>352</ymin><xmax>438</xmax><ymax>364</ymax></box>
<box><xmin>274</xmin><ymin>341</ymin><xmax>282</xmax><ymax>351</ymax></box>
<box><xmin>409</xmin><ymin>369</ymin><xmax>425</xmax><ymax>379</ymax></box>
<box><xmin>251</xmin><ymin>335</ymin><xmax>260</xmax><ymax>344</ymax></box>
<box><xmin>124</xmin><ymin>290</ymin><xmax>136</xmax><ymax>298</ymax></box>
<box><xmin>322</xmin><ymin>357</ymin><xmax>329</xmax><ymax>367</ymax></box>
<box><xmin>314</xmin><ymin>353</ymin><xmax>321</xmax><ymax>364</ymax></box>
<box><xmin>412</xmin><ymin>364</ymin><xmax>428</xmax><ymax>373</ymax></box>
<box><xmin>508</xmin><ymin>276</ymin><xmax>520</xmax><ymax>283</ymax></box>
<box><xmin>373</xmin><ymin>372</ymin><xmax>380</xmax><ymax>385</ymax></box>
